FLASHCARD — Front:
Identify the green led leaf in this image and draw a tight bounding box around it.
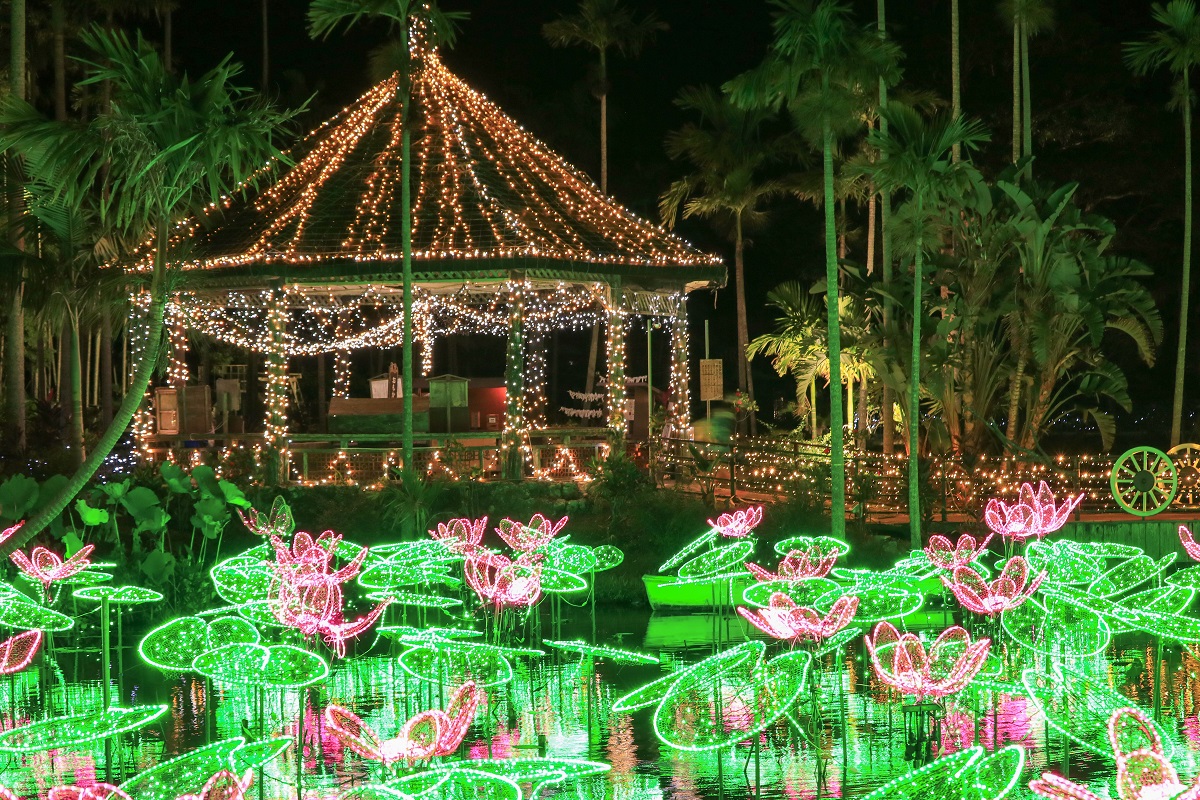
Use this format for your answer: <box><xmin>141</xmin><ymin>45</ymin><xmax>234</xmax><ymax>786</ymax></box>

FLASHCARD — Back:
<box><xmin>677</xmin><ymin>540</ymin><xmax>754</xmax><ymax>580</ymax></box>
<box><xmin>139</xmin><ymin>617</ymin><xmax>209</xmax><ymax>671</ymax></box>
<box><xmin>814</xmin><ymin>626</ymin><xmax>863</xmax><ymax>659</ymax></box>
<box><xmin>1022</xmin><ymin>666</ymin><xmax>1176</xmax><ymax>759</ymax></box>
<box><xmin>399</xmin><ymin>642</ymin><xmax>515</xmax><ymax>687</ymax></box>
<box><xmin>1167</xmin><ymin>566</ymin><xmax>1200</xmax><ymax>590</ymax></box>
<box><xmin>119</xmin><ymin>738</ymin><xmax>243</xmax><ymax>800</ymax></box>
<box><xmin>381</xmin><ymin>540</ymin><xmax>458</xmax><ymax>565</ymax></box>
<box><xmin>541</xmin><ymin>542</ymin><xmax>598</xmax><ymax>574</ymax></box>
<box><xmin>592</xmin><ymin>545</ymin><xmax>624</xmax><ymax>572</ymax></box>
<box><xmin>1046</xmin><ymin>584</ymin><xmax>1200</xmax><ymax>642</ymax></box>
<box><xmin>773</xmin><ymin>535</ymin><xmax>849</xmax><ymax>558</ymax></box>
<box><xmin>860</xmin><ymin>746</ymin><xmax>984</xmax><ymax>800</ymax></box>
<box><xmin>0</xmin><ymin>705</ymin><xmax>168</xmax><ymax>753</ymax></box>
<box><xmin>1066</xmin><ymin>541</ymin><xmax>1144</xmax><ymax>559</ymax></box>
<box><xmin>366</xmin><ymin>590</ymin><xmax>462</xmax><ymax>608</ymax></box>
<box><xmin>0</xmin><ymin>596</ymin><xmax>74</xmax><ymax>632</ymax></box>
<box><xmin>1001</xmin><ymin>598</ymin><xmax>1111</xmax><ymax>658</ymax></box>
<box><xmin>73</xmin><ymin>585</ymin><xmax>163</xmax><ymax>604</ymax></box>
<box><xmin>540</xmin><ymin>567</ymin><xmax>589</xmax><ymax>594</ymax></box>
<box><xmin>542</xmin><ymin>640</ymin><xmax>660</xmax><ymax>664</ymax></box>
<box><xmin>233</xmin><ymin>600</ymin><xmax>287</xmax><ymax>629</ymax></box>
<box><xmin>390</xmin><ymin>769</ymin><xmax>521</xmax><ymax>800</ymax></box>
<box><xmin>1088</xmin><ymin>554</ymin><xmax>1161</xmax><ymax>597</ymax></box>
<box><xmin>428</xmin><ymin>758</ymin><xmax>609</xmax><ymax>798</ymax></box>
<box><xmin>1027</xmin><ymin>541</ymin><xmax>1101</xmax><ymax>586</ymax></box>
<box><xmin>741</xmin><ymin>578</ymin><xmax>839</xmax><ymax>609</ymax></box>
<box><xmin>359</xmin><ymin>561</ymin><xmax>457</xmax><ymax>591</ymax></box>
<box><xmin>231</xmin><ymin>737</ymin><xmax>292</xmax><ymax>771</ymax></box>
<box><xmin>822</xmin><ymin>586</ymin><xmax>923</xmax><ymax>623</ymax></box>
<box><xmin>192</xmin><ymin>643</ymin><xmax>329</xmax><ymax>688</ymax></box>
<box><xmin>613</xmin><ymin>670</ymin><xmax>685</xmax><ymax>714</ymax></box>
<box><xmin>377</xmin><ymin>625</ymin><xmax>480</xmax><ymax>643</ymax></box>
<box><xmin>211</xmin><ymin>559</ymin><xmax>275</xmax><ymax>605</ymax></box>
<box><xmin>206</xmin><ymin>616</ymin><xmax>260</xmax><ymax>650</ymax></box>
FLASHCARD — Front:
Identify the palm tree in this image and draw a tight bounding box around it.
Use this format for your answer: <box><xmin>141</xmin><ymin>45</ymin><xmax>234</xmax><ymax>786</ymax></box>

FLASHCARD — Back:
<box><xmin>864</xmin><ymin>105</ymin><xmax>988</xmax><ymax>548</ymax></box>
<box><xmin>308</xmin><ymin>0</ymin><xmax>465</xmax><ymax>471</ymax></box>
<box><xmin>543</xmin><ymin>0</ymin><xmax>668</xmax><ymax>196</ymax></box>
<box><xmin>661</xmin><ymin>86</ymin><xmax>793</xmax><ymax>436</ymax></box>
<box><xmin>1000</xmin><ymin>0</ymin><xmax>1053</xmax><ymax>170</ymax></box>
<box><xmin>951</xmin><ymin>0</ymin><xmax>961</xmax><ymax>163</ymax></box>
<box><xmin>0</xmin><ymin>27</ymin><xmax>298</xmax><ymax>550</ymax></box>
<box><xmin>726</xmin><ymin>0</ymin><xmax>899</xmax><ymax>539</ymax></box>
<box><xmin>1126</xmin><ymin>1</ymin><xmax>1200</xmax><ymax>447</ymax></box>
<box><xmin>543</xmin><ymin>0</ymin><xmax>667</xmax><ymax>402</ymax></box>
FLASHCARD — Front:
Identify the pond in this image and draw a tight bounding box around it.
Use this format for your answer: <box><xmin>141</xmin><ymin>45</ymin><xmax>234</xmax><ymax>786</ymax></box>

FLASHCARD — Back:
<box><xmin>0</xmin><ymin>605</ymin><xmax>1193</xmax><ymax>800</ymax></box>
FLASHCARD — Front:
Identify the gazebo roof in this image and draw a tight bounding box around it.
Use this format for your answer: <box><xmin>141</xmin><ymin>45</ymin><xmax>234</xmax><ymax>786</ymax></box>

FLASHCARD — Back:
<box><xmin>172</xmin><ymin>52</ymin><xmax>723</xmax><ymax>292</ymax></box>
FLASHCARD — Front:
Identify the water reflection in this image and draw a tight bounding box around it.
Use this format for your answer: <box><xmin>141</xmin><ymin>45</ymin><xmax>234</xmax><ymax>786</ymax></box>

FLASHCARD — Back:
<box><xmin>0</xmin><ymin>610</ymin><xmax>1196</xmax><ymax>798</ymax></box>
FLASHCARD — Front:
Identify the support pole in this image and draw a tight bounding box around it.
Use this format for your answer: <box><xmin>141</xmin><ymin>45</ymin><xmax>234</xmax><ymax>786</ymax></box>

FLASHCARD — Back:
<box><xmin>669</xmin><ymin>295</ymin><xmax>692</xmax><ymax>437</ymax></box>
<box><xmin>503</xmin><ymin>280</ymin><xmax>526</xmax><ymax>480</ymax></box>
<box><xmin>263</xmin><ymin>288</ymin><xmax>290</xmax><ymax>484</ymax></box>
<box><xmin>101</xmin><ymin>594</ymin><xmax>112</xmax><ymax>782</ymax></box>
<box><xmin>605</xmin><ymin>284</ymin><xmax>627</xmax><ymax>443</ymax></box>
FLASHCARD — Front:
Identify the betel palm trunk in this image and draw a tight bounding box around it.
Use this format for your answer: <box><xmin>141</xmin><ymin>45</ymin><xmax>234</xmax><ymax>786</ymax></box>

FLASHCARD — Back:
<box><xmin>908</xmin><ymin>196</ymin><xmax>925</xmax><ymax>549</ymax></box>
<box><xmin>951</xmin><ymin>0</ymin><xmax>961</xmax><ymax>163</ymax></box>
<box><xmin>9</xmin><ymin>221</ymin><xmax>171</xmax><ymax>551</ymax></box>
<box><xmin>400</xmin><ymin>24</ymin><xmax>415</xmax><ymax>470</ymax></box>
<box><xmin>69</xmin><ymin>313</ymin><xmax>84</xmax><ymax>467</ymax></box>
<box><xmin>733</xmin><ymin>213</ymin><xmax>756</xmax><ymax>435</ymax></box>
<box><xmin>1021</xmin><ymin>19</ymin><xmax>1033</xmax><ymax>176</ymax></box>
<box><xmin>878</xmin><ymin>0</ymin><xmax>895</xmax><ymax>455</ymax></box>
<box><xmin>1173</xmin><ymin>69</ymin><xmax>1193</xmax><ymax>447</ymax></box>
<box><xmin>6</xmin><ymin>0</ymin><xmax>27</xmax><ymax>450</ymax></box>
<box><xmin>823</xmin><ymin>115</ymin><xmax>846</xmax><ymax>540</ymax></box>
<box><xmin>1011</xmin><ymin>17</ymin><xmax>1021</xmax><ymax>163</ymax></box>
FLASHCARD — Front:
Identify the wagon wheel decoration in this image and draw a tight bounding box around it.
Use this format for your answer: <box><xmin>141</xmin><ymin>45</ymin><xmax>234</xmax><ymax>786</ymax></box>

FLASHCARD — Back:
<box><xmin>1168</xmin><ymin>443</ymin><xmax>1200</xmax><ymax>509</ymax></box>
<box><xmin>1109</xmin><ymin>446</ymin><xmax>1178</xmax><ymax>517</ymax></box>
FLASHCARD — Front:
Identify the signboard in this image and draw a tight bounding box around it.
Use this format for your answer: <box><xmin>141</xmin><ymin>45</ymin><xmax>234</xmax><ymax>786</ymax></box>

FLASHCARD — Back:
<box><xmin>699</xmin><ymin>359</ymin><xmax>724</xmax><ymax>402</ymax></box>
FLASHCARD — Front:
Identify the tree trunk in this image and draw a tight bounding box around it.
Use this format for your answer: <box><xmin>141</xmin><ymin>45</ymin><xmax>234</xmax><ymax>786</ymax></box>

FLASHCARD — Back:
<box><xmin>4</xmin><ymin>224</ymin><xmax>172</xmax><ymax>553</ymax></box>
<box><xmin>810</xmin><ymin>380</ymin><xmax>818</xmax><ymax>440</ymax></box>
<box><xmin>951</xmin><ymin>0</ymin><xmax>961</xmax><ymax>163</ymax></box>
<box><xmin>1011</xmin><ymin>17</ymin><xmax>1021</xmax><ymax>164</ymax></box>
<box><xmin>734</xmin><ymin>213</ymin><xmax>756</xmax><ymax>435</ymax></box>
<box><xmin>1021</xmin><ymin>20</ymin><xmax>1033</xmax><ymax>177</ymax></box>
<box><xmin>823</xmin><ymin>118</ymin><xmax>846</xmax><ymax>539</ymax></box>
<box><xmin>845</xmin><ymin>374</ymin><xmax>854</xmax><ymax>448</ymax></box>
<box><xmin>262</xmin><ymin>0</ymin><xmax>270</xmax><ymax>89</ymax></box>
<box><xmin>6</xmin><ymin>0</ymin><xmax>27</xmax><ymax>451</ymax></box>
<box><xmin>1173</xmin><ymin>69</ymin><xmax>1193</xmax><ymax>447</ymax></box>
<box><xmin>909</xmin><ymin>216</ymin><xmax>925</xmax><ymax>550</ymax></box>
<box><xmin>316</xmin><ymin>352</ymin><xmax>327</xmax><ymax>430</ymax></box>
<box><xmin>599</xmin><ymin>48</ymin><xmax>608</xmax><ymax>195</ymax></box>
<box><xmin>52</xmin><ymin>0</ymin><xmax>67</xmax><ymax>121</ymax></box>
<box><xmin>163</xmin><ymin>7</ymin><xmax>173</xmax><ymax>74</ymax></box>
<box><xmin>877</xmin><ymin>0</ymin><xmax>895</xmax><ymax>455</ymax></box>
<box><xmin>101</xmin><ymin>309</ymin><xmax>114</xmax><ymax>426</ymax></box>
<box><xmin>400</xmin><ymin>22</ymin><xmax>414</xmax><ymax>469</ymax></box>
<box><xmin>866</xmin><ymin>187</ymin><xmax>876</xmax><ymax>275</ymax></box>
<box><xmin>857</xmin><ymin>371</ymin><xmax>868</xmax><ymax>446</ymax></box>
<box><xmin>1006</xmin><ymin>337</ymin><xmax>1028</xmax><ymax>448</ymax></box>
<box><xmin>69</xmin><ymin>317</ymin><xmax>85</xmax><ymax>467</ymax></box>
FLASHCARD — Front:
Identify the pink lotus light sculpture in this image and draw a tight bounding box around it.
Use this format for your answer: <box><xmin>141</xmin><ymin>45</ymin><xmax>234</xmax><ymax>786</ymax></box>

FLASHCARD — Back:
<box><xmin>237</xmin><ymin>497</ymin><xmax>293</xmax><ymax>538</ymax></box>
<box><xmin>941</xmin><ymin>556</ymin><xmax>1045</xmax><ymax>616</ymax></box>
<box><xmin>745</xmin><ymin>545</ymin><xmax>838</xmax><ymax>582</ymax></box>
<box><xmin>984</xmin><ymin>481</ymin><xmax>1083</xmax><ymax>542</ymax></box>
<box><xmin>49</xmin><ymin>785</ymin><xmax>132</xmax><ymax>800</ymax></box>
<box><xmin>464</xmin><ymin>551</ymin><xmax>543</xmax><ymax>609</ymax></box>
<box><xmin>270</xmin><ymin>531</ymin><xmax>387</xmax><ymax>657</ymax></box>
<box><xmin>495</xmin><ymin>514</ymin><xmax>567</xmax><ymax>552</ymax></box>
<box><xmin>0</xmin><ymin>522</ymin><xmax>23</xmax><ymax>547</ymax></box>
<box><xmin>0</xmin><ymin>631</ymin><xmax>41</xmax><ymax>675</ymax></box>
<box><xmin>175</xmin><ymin>771</ymin><xmax>253</xmax><ymax>800</ymax></box>
<box><xmin>925</xmin><ymin>532</ymin><xmax>993</xmax><ymax>571</ymax></box>
<box><xmin>431</xmin><ymin>517</ymin><xmax>487</xmax><ymax>555</ymax></box>
<box><xmin>865</xmin><ymin>622</ymin><xmax>991</xmax><ymax>701</ymax></box>
<box><xmin>708</xmin><ymin>506</ymin><xmax>764</xmax><ymax>539</ymax></box>
<box><xmin>1180</xmin><ymin>525</ymin><xmax>1200</xmax><ymax>562</ymax></box>
<box><xmin>11</xmin><ymin>544</ymin><xmax>95</xmax><ymax>597</ymax></box>
<box><xmin>326</xmin><ymin>681</ymin><xmax>480</xmax><ymax>768</ymax></box>
<box><xmin>738</xmin><ymin>592</ymin><xmax>859</xmax><ymax>642</ymax></box>
<box><xmin>1031</xmin><ymin>706</ymin><xmax>1199</xmax><ymax>800</ymax></box>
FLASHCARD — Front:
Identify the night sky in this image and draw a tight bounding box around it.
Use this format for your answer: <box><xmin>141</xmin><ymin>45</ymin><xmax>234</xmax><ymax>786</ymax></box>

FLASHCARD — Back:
<box><xmin>129</xmin><ymin>0</ymin><xmax>1184</xmax><ymax>440</ymax></box>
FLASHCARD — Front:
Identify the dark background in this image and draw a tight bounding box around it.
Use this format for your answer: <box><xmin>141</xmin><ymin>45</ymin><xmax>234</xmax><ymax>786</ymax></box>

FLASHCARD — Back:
<box><xmin>42</xmin><ymin>0</ymin><xmax>1187</xmax><ymax>444</ymax></box>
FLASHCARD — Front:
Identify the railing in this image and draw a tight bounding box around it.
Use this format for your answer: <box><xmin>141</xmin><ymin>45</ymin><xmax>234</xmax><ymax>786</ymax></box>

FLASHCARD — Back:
<box><xmin>655</xmin><ymin>437</ymin><xmax>1196</xmax><ymax>518</ymax></box>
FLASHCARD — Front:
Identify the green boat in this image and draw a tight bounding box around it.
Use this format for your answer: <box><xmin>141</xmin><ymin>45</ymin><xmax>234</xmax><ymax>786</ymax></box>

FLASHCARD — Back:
<box><xmin>642</xmin><ymin>574</ymin><xmax>756</xmax><ymax>611</ymax></box>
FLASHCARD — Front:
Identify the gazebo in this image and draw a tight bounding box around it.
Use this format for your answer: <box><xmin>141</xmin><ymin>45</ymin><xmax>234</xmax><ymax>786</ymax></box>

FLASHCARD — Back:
<box><xmin>142</xmin><ymin>51</ymin><xmax>723</xmax><ymax>482</ymax></box>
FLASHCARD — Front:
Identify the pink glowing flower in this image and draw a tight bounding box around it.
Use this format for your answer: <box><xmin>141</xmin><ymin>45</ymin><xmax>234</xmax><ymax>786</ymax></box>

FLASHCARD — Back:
<box><xmin>865</xmin><ymin>622</ymin><xmax>991</xmax><ymax>701</ymax></box>
<box><xmin>175</xmin><ymin>770</ymin><xmax>254</xmax><ymax>800</ymax></box>
<box><xmin>1180</xmin><ymin>525</ymin><xmax>1200</xmax><ymax>562</ymax></box>
<box><xmin>738</xmin><ymin>593</ymin><xmax>859</xmax><ymax>642</ymax></box>
<box><xmin>925</xmin><ymin>532</ymin><xmax>993</xmax><ymax>571</ymax></box>
<box><xmin>431</xmin><ymin>517</ymin><xmax>488</xmax><ymax>555</ymax></box>
<box><xmin>11</xmin><ymin>544</ymin><xmax>95</xmax><ymax>596</ymax></box>
<box><xmin>50</xmin><ymin>785</ymin><xmax>132</xmax><ymax>800</ymax></box>
<box><xmin>745</xmin><ymin>545</ymin><xmax>839</xmax><ymax>582</ymax></box>
<box><xmin>325</xmin><ymin>681</ymin><xmax>479</xmax><ymax>767</ymax></box>
<box><xmin>464</xmin><ymin>551</ymin><xmax>543</xmax><ymax>609</ymax></box>
<box><xmin>941</xmin><ymin>556</ymin><xmax>1045</xmax><ymax>616</ymax></box>
<box><xmin>0</xmin><ymin>522</ymin><xmax>23</xmax><ymax>547</ymax></box>
<box><xmin>270</xmin><ymin>531</ymin><xmax>386</xmax><ymax>656</ymax></box>
<box><xmin>708</xmin><ymin>506</ymin><xmax>764</xmax><ymax>538</ymax></box>
<box><xmin>0</xmin><ymin>631</ymin><xmax>41</xmax><ymax>675</ymax></box>
<box><xmin>237</xmin><ymin>497</ymin><xmax>294</xmax><ymax>538</ymax></box>
<box><xmin>495</xmin><ymin>514</ymin><xmax>567</xmax><ymax>552</ymax></box>
<box><xmin>1031</xmin><ymin>706</ymin><xmax>1200</xmax><ymax>800</ymax></box>
<box><xmin>984</xmin><ymin>482</ymin><xmax>1083</xmax><ymax>541</ymax></box>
